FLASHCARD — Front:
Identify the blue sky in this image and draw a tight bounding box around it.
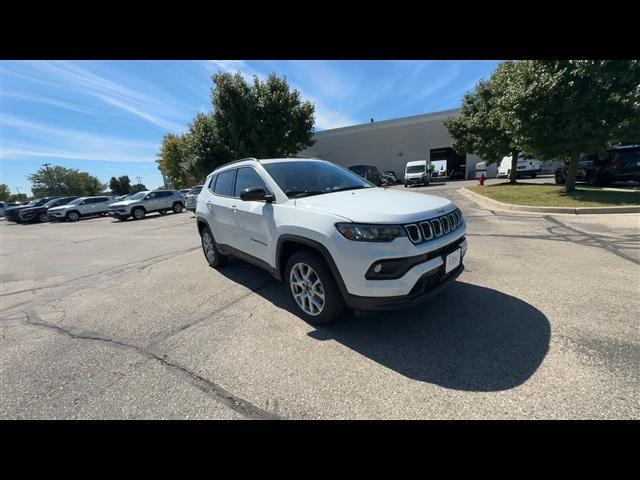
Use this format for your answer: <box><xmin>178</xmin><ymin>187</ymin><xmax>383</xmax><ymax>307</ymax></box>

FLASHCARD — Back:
<box><xmin>1</xmin><ymin>60</ymin><xmax>499</xmax><ymax>195</ymax></box>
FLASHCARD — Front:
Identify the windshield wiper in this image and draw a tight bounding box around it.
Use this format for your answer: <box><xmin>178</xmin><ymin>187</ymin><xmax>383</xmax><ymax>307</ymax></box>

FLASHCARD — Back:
<box><xmin>330</xmin><ymin>185</ymin><xmax>369</xmax><ymax>193</ymax></box>
<box><xmin>285</xmin><ymin>190</ymin><xmax>329</xmax><ymax>198</ymax></box>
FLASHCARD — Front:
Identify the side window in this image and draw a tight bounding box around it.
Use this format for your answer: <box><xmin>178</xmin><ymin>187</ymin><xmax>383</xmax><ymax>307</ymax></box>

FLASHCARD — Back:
<box><xmin>159</xmin><ymin>191</ymin><xmax>173</xmax><ymax>198</ymax></box>
<box><xmin>208</xmin><ymin>175</ymin><xmax>217</xmax><ymax>190</ymax></box>
<box><xmin>94</xmin><ymin>197</ymin><xmax>108</xmax><ymax>203</ymax></box>
<box><xmin>146</xmin><ymin>192</ymin><xmax>158</xmax><ymax>199</ymax></box>
<box><xmin>234</xmin><ymin>167</ymin><xmax>268</xmax><ymax>197</ymax></box>
<box><xmin>214</xmin><ymin>170</ymin><xmax>236</xmax><ymax>196</ymax></box>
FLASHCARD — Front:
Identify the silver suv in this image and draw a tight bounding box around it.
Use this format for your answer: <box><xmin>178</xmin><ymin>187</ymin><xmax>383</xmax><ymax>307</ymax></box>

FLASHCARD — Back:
<box><xmin>184</xmin><ymin>185</ymin><xmax>203</xmax><ymax>212</ymax></box>
<box><xmin>107</xmin><ymin>190</ymin><xmax>184</xmax><ymax>221</ymax></box>
<box><xmin>47</xmin><ymin>196</ymin><xmax>117</xmax><ymax>222</ymax></box>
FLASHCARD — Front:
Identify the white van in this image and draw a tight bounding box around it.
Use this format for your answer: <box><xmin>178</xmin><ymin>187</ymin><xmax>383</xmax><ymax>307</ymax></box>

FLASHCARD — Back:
<box><xmin>498</xmin><ymin>154</ymin><xmax>542</xmax><ymax>178</ymax></box>
<box><xmin>404</xmin><ymin>160</ymin><xmax>430</xmax><ymax>187</ymax></box>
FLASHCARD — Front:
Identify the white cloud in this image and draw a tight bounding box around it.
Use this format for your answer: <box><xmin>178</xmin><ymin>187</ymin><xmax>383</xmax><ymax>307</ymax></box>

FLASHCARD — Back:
<box><xmin>16</xmin><ymin>61</ymin><xmax>190</xmax><ymax>132</ymax></box>
<box><xmin>1</xmin><ymin>114</ymin><xmax>158</xmax><ymax>163</ymax></box>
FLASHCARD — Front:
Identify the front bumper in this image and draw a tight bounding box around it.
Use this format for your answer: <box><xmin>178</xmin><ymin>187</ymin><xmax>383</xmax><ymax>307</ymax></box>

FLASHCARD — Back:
<box><xmin>405</xmin><ymin>176</ymin><xmax>429</xmax><ymax>185</ymax></box>
<box><xmin>343</xmin><ymin>263</ymin><xmax>464</xmax><ymax>311</ymax></box>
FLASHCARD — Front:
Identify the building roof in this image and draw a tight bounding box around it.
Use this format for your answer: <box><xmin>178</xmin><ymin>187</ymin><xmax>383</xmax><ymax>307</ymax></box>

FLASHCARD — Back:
<box><xmin>313</xmin><ymin>108</ymin><xmax>461</xmax><ymax>138</ymax></box>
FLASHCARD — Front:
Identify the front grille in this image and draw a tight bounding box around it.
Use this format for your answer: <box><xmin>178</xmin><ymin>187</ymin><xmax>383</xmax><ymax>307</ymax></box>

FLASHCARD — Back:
<box><xmin>404</xmin><ymin>209</ymin><xmax>464</xmax><ymax>245</ymax></box>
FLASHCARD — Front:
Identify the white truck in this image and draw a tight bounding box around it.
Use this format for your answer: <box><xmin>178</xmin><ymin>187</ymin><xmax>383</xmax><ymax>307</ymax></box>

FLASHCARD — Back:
<box><xmin>498</xmin><ymin>155</ymin><xmax>542</xmax><ymax>179</ymax></box>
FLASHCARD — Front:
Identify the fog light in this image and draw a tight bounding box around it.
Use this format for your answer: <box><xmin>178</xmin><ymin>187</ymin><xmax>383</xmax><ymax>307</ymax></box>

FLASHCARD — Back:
<box><xmin>373</xmin><ymin>263</ymin><xmax>383</xmax><ymax>273</ymax></box>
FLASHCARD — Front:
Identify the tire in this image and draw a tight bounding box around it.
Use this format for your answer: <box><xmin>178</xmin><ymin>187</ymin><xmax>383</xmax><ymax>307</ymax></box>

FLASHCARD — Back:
<box><xmin>404</xmin><ymin>182</ymin><xmax>408</xmax><ymax>188</ymax></box>
<box><xmin>38</xmin><ymin>212</ymin><xmax>48</xmax><ymax>223</ymax></box>
<box><xmin>132</xmin><ymin>207</ymin><xmax>146</xmax><ymax>220</ymax></box>
<box><xmin>555</xmin><ymin>171</ymin><xmax>565</xmax><ymax>184</ymax></box>
<box><xmin>66</xmin><ymin>211</ymin><xmax>80</xmax><ymax>222</ymax></box>
<box><xmin>172</xmin><ymin>202</ymin><xmax>183</xmax><ymax>213</ymax></box>
<box><xmin>531</xmin><ymin>173</ymin><xmax>537</xmax><ymax>179</ymax></box>
<box><xmin>159</xmin><ymin>210</ymin><xmax>166</xmax><ymax>215</ymax></box>
<box><xmin>588</xmin><ymin>171</ymin><xmax>603</xmax><ymax>187</ymax></box>
<box><xmin>200</xmin><ymin>225</ymin><xmax>228</xmax><ymax>268</ymax></box>
<box><xmin>284</xmin><ymin>250</ymin><xmax>345</xmax><ymax>325</ymax></box>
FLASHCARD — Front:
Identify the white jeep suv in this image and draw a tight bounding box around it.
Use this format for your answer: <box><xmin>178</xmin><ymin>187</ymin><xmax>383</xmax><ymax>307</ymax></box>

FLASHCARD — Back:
<box><xmin>196</xmin><ymin>158</ymin><xmax>467</xmax><ymax>324</ymax></box>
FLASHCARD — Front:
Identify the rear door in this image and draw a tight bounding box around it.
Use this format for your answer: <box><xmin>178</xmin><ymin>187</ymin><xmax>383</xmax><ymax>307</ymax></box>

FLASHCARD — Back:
<box><xmin>233</xmin><ymin>167</ymin><xmax>274</xmax><ymax>264</ymax></box>
<box><xmin>208</xmin><ymin>169</ymin><xmax>239</xmax><ymax>246</ymax></box>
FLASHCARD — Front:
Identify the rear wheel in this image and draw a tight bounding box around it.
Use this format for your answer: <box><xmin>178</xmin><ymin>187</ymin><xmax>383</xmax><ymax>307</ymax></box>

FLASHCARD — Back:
<box><xmin>285</xmin><ymin>250</ymin><xmax>345</xmax><ymax>325</ymax></box>
<box><xmin>132</xmin><ymin>207</ymin><xmax>146</xmax><ymax>220</ymax></box>
<box><xmin>200</xmin><ymin>226</ymin><xmax>228</xmax><ymax>268</ymax></box>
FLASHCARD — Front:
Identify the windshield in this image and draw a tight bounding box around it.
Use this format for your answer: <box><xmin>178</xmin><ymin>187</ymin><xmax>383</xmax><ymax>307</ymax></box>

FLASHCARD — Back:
<box><xmin>43</xmin><ymin>198</ymin><xmax>63</xmax><ymax>207</ymax></box>
<box><xmin>128</xmin><ymin>191</ymin><xmax>148</xmax><ymax>200</ymax></box>
<box><xmin>406</xmin><ymin>165</ymin><xmax>426</xmax><ymax>174</ymax></box>
<box><xmin>263</xmin><ymin>161</ymin><xmax>374</xmax><ymax>198</ymax></box>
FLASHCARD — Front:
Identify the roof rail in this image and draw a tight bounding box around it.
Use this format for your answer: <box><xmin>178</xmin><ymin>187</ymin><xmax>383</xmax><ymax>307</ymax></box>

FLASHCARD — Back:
<box><xmin>212</xmin><ymin>157</ymin><xmax>259</xmax><ymax>172</ymax></box>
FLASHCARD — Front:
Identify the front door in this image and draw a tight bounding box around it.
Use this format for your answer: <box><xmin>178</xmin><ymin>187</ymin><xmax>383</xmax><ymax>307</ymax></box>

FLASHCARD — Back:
<box><xmin>232</xmin><ymin>167</ymin><xmax>274</xmax><ymax>264</ymax></box>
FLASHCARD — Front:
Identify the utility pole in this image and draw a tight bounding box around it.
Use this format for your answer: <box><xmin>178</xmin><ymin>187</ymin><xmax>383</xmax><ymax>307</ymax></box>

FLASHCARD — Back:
<box><xmin>136</xmin><ymin>176</ymin><xmax>143</xmax><ymax>185</ymax></box>
<box><xmin>42</xmin><ymin>163</ymin><xmax>59</xmax><ymax>195</ymax></box>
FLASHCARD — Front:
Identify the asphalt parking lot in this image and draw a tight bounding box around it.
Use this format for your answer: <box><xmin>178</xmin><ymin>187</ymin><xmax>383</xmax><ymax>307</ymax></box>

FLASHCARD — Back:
<box><xmin>1</xmin><ymin>189</ymin><xmax>639</xmax><ymax>419</ymax></box>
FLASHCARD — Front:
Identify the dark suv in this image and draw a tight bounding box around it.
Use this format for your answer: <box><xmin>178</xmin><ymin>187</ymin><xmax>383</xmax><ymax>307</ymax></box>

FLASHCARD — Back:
<box><xmin>555</xmin><ymin>145</ymin><xmax>640</xmax><ymax>186</ymax></box>
<box><xmin>19</xmin><ymin>196</ymin><xmax>80</xmax><ymax>223</ymax></box>
<box><xmin>348</xmin><ymin>165</ymin><xmax>382</xmax><ymax>186</ymax></box>
<box><xmin>4</xmin><ymin>198</ymin><xmax>57</xmax><ymax>223</ymax></box>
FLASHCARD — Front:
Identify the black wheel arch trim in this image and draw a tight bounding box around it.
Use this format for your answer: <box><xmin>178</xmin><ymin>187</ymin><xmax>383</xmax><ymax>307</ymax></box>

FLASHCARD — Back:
<box><xmin>276</xmin><ymin>234</ymin><xmax>348</xmax><ymax>297</ymax></box>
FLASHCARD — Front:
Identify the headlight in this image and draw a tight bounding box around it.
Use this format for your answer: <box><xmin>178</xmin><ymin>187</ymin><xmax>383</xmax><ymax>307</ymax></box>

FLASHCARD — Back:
<box><xmin>335</xmin><ymin>223</ymin><xmax>406</xmax><ymax>242</ymax></box>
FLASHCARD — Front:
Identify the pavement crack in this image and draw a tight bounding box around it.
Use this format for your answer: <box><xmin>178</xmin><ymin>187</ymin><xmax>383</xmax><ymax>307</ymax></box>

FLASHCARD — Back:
<box><xmin>145</xmin><ymin>278</ymin><xmax>276</xmax><ymax>351</ymax></box>
<box><xmin>20</xmin><ymin>309</ymin><xmax>280</xmax><ymax>420</ymax></box>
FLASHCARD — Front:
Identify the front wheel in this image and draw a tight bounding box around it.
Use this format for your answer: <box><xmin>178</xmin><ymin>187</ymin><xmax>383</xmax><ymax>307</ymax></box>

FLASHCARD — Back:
<box><xmin>132</xmin><ymin>207</ymin><xmax>146</xmax><ymax>220</ymax></box>
<box><xmin>172</xmin><ymin>202</ymin><xmax>183</xmax><ymax>213</ymax></box>
<box><xmin>66</xmin><ymin>211</ymin><xmax>80</xmax><ymax>222</ymax></box>
<box><xmin>285</xmin><ymin>250</ymin><xmax>345</xmax><ymax>325</ymax></box>
<box><xmin>38</xmin><ymin>212</ymin><xmax>48</xmax><ymax>223</ymax></box>
<box><xmin>200</xmin><ymin>226</ymin><xmax>228</xmax><ymax>268</ymax></box>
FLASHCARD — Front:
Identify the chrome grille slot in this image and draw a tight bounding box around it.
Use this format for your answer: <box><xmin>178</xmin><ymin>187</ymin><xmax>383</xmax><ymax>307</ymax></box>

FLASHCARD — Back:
<box><xmin>448</xmin><ymin>212</ymin><xmax>457</xmax><ymax>229</ymax></box>
<box><xmin>405</xmin><ymin>224</ymin><xmax>421</xmax><ymax>243</ymax></box>
<box><xmin>420</xmin><ymin>221</ymin><xmax>433</xmax><ymax>240</ymax></box>
<box><xmin>431</xmin><ymin>218</ymin><xmax>442</xmax><ymax>237</ymax></box>
<box><xmin>441</xmin><ymin>215</ymin><xmax>450</xmax><ymax>234</ymax></box>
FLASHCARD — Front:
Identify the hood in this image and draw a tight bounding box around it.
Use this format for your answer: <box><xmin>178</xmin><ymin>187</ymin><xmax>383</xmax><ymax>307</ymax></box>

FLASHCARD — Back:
<box><xmin>19</xmin><ymin>206</ymin><xmax>46</xmax><ymax>214</ymax></box>
<box><xmin>294</xmin><ymin>187</ymin><xmax>453</xmax><ymax>223</ymax></box>
<box><xmin>109</xmin><ymin>199</ymin><xmax>140</xmax><ymax>208</ymax></box>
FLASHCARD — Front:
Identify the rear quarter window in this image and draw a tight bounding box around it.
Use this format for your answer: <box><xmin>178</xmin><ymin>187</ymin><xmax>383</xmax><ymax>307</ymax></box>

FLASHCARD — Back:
<box><xmin>214</xmin><ymin>170</ymin><xmax>236</xmax><ymax>196</ymax></box>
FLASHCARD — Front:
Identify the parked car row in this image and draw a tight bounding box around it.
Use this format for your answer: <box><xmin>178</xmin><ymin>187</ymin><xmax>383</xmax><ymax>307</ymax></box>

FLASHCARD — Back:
<box><xmin>555</xmin><ymin>144</ymin><xmax>640</xmax><ymax>186</ymax></box>
<box><xmin>3</xmin><ymin>190</ymin><xmax>186</xmax><ymax>224</ymax></box>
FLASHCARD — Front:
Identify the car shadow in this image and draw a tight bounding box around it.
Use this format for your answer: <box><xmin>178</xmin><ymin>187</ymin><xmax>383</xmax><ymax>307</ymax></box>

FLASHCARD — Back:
<box><xmin>107</xmin><ymin>211</ymin><xmax>185</xmax><ymax>223</ymax></box>
<box><xmin>216</xmin><ymin>259</ymin><xmax>551</xmax><ymax>392</ymax></box>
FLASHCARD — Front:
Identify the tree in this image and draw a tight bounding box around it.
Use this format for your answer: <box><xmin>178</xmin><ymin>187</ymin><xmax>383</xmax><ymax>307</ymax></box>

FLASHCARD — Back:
<box><xmin>28</xmin><ymin>165</ymin><xmax>105</xmax><ymax>197</ymax></box>
<box><xmin>0</xmin><ymin>184</ymin><xmax>10</xmax><ymax>202</ymax></box>
<box><xmin>156</xmin><ymin>133</ymin><xmax>191</xmax><ymax>189</ymax></box>
<box><xmin>444</xmin><ymin>61</ymin><xmax>526</xmax><ymax>184</ymax></box>
<box><xmin>211</xmin><ymin>72</ymin><xmax>316</xmax><ymax>159</ymax></box>
<box><xmin>130</xmin><ymin>183</ymin><xmax>148</xmax><ymax>193</ymax></box>
<box><xmin>109</xmin><ymin>175</ymin><xmax>132</xmax><ymax>195</ymax></box>
<box><xmin>184</xmin><ymin>113</ymin><xmax>230</xmax><ymax>181</ymax></box>
<box><xmin>155</xmin><ymin>72</ymin><xmax>316</xmax><ymax>183</ymax></box>
<box><xmin>9</xmin><ymin>193</ymin><xmax>28</xmax><ymax>203</ymax></box>
<box><xmin>505</xmin><ymin>60</ymin><xmax>640</xmax><ymax>192</ymax></box>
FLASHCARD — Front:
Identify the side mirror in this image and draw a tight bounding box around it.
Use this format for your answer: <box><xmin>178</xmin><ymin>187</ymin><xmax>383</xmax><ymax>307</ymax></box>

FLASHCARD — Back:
<box><xmin>240</xmin><ymin>187</ymin><xmax>274</xmax><ymax>203</ymax></box>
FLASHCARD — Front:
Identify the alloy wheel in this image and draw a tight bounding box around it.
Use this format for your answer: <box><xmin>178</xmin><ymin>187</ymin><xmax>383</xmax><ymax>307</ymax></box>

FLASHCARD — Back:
<box><xmin>289</xmin><ymin>262</ymin><xmax>325</xmax><ymax>316</ymax></box>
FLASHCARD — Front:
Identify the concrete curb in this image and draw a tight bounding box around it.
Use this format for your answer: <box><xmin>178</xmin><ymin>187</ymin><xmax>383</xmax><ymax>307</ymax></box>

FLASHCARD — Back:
<box><xmin>460</xmin><ymin>187</ymin><xmax>640</xmax><ymax>215</ymax></box>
